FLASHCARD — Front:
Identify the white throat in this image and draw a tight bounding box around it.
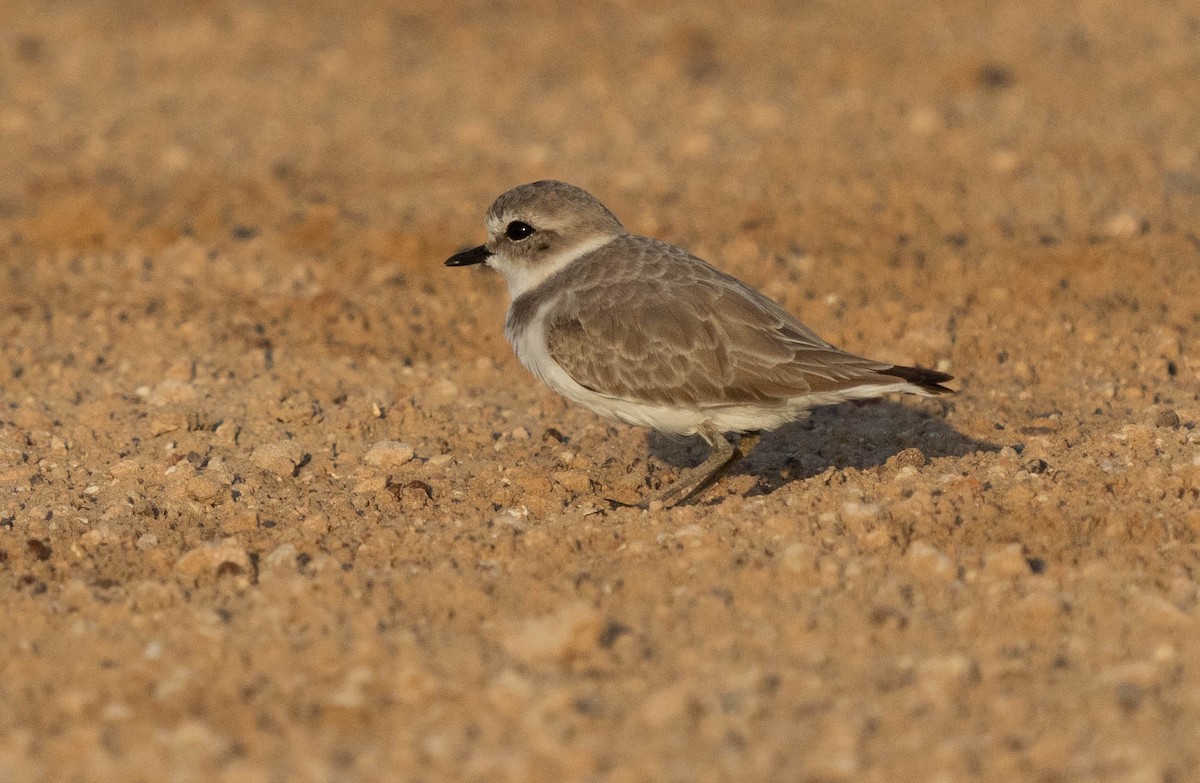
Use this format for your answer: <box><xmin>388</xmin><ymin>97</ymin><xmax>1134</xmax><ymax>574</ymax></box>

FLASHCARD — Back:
<box><xmin>492</xmin><ymin>234</ymin><xmax>617</xmax><ymax>300</ymax></box>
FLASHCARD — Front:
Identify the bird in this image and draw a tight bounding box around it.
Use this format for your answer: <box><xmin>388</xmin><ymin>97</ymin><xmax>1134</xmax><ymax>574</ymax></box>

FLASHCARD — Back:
<box><xmin>445</xmin><ymin>180</ymin><xmax>953</xmax><ymax>508</ymax></box>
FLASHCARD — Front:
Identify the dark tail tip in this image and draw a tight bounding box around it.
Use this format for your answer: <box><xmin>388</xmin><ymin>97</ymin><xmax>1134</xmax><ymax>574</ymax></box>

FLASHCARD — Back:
<box><xmin>884</xmin><ymin>364</ymin><xmax>955</xmax><ymax>395</ymax></box>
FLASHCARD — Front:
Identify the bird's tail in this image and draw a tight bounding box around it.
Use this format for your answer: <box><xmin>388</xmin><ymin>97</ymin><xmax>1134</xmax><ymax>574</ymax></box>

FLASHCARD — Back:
<box><xmin>881</xmin><ymin>364</ymin><xmax>955</xmax><ymax>395</ymax></box>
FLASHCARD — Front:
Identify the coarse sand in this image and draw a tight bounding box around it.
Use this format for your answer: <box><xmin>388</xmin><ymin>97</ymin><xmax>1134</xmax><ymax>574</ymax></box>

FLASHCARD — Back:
<box><xmin>1</xmin><ymin>2</ymin><xmax>1198</xmax><ymax>780</ymax></box>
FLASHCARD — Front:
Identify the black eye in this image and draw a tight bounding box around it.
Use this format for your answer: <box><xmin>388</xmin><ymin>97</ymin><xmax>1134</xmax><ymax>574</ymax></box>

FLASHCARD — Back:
<box><xmin>505</xmin><ymin>221</ymin><xmax>535</xmax><ymax>241</ymax></box>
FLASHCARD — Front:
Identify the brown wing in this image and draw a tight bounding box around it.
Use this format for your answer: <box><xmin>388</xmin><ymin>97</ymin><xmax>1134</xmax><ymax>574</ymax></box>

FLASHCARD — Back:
<box><xmin>543</xmin><ymin>236</ymin><xmax>924</xmax><ymax>407</ymax></box>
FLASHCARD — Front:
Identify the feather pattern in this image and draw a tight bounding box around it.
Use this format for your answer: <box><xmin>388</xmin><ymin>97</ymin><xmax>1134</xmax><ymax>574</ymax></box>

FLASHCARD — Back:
<box><xmin>520</xmin><ymin>235</ymin><xmax>945</xmax><ymax>410</ymax></box>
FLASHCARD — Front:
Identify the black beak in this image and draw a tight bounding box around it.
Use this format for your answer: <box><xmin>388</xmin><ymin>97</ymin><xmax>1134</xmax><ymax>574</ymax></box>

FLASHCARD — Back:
<box><xmin>444</xmin><ymin>244</ymin><xmax>493</xmax><ymax>267</ymax></box>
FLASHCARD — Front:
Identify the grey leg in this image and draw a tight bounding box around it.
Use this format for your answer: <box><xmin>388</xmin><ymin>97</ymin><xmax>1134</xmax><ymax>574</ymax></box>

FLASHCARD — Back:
<box><xmin>636</xmin><ymin>425</ymin><xmax>745</xmax><ymax>509</ymax></box>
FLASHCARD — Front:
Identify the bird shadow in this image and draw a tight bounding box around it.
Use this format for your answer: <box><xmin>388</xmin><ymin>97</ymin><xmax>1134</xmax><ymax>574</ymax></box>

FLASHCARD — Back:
<box><xmin>645</xmin><ymin>399</ymin><xmax>999</xmax><ymax>499</ymax></box>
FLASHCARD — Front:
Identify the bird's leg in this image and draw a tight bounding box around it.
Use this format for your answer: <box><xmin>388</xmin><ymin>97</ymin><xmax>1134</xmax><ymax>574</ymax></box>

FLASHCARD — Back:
<box><xmin>636</xmin><ymin>426</ymin><xmax>741</xmax><ymax>509</ymax></box>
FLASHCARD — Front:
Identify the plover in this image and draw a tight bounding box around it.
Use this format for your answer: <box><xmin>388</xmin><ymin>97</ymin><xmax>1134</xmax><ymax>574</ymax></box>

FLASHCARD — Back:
<box><xmin>446</xmin><ymin>180</ymin><xmax>953</xmax><ymax>507</ymax></box>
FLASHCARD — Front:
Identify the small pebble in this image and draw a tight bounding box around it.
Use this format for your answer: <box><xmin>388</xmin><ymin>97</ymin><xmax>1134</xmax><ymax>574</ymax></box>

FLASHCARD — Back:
<box><xmin>261</xmin><ymin>543</ymin><xmax>299</xmax><ymax>571</ymax></box>
<box><xmin>146</xmin><ymin>379</ymin><xmax>197</xmax><ymax>406</ymax></box>
<box><xmin>1155</xmin><ymin>409</ymin><xmax>1180</xmax><ymax>428</ymax></box>
<box><xmin>907</xmin><ymin>540</ymin><xmax>956</xmax><ymax>582</ymax></box>
<box><xmin>1104</xmin><ymin>211</ymin><xmax>1141</xmax><ymax>239</ymax></box>
<box><xmin>183</xmin><ymin>476</ymin><xmax>223</xmax><ymax>504</ymax></box>
<box><xmin>251</xmin><ymin>440</ymin><xmax>306</xmax><ymax>477</ymax></box>
<box><xmin>173</xmin><ymin>540</ymin><xmax>251</xmax><ymax>579</ymax></box>
<box><xmin>501</xmin><ymin>603</ymin><xmax>602</xmax><ymax>665</ymax></box>
<box><xmin>363</xmin><ymin>440</ymin><xmax>415</xmax><ymax>469</ymax></box>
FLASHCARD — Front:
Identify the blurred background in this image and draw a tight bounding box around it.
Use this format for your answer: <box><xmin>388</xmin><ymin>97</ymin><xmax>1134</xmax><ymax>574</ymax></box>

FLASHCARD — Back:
<box><xmin>1</xmin><ymin>1</ymin><xmax>1198</xmax><ymax>780</ymax></box>
<box><xmin>4</xmin><ymin>0</ymin><xmax>1197</xmax><ymax>254</ymax></box>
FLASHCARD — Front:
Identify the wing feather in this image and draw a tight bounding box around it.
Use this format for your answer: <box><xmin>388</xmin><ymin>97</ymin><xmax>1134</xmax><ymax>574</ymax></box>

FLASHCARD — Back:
<box><xmin>543</xmin><ymin>237</ymin><xmax>929</xmax><ymax>407</ymax></box>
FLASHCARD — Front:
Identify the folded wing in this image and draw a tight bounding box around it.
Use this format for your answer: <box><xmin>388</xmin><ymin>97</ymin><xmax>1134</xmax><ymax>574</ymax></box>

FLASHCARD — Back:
<box><xmin>544</xmin><ymin>238</ymin><xmax>951</xmax><ymax>407</ymax></box>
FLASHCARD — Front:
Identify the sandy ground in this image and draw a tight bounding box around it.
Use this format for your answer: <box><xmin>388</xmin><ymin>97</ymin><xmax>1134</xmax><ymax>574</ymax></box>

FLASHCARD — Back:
<box><xmin>1</xmin><ymin>1</ymin><xmax>1199</xmax><ymax>780</ymax></box>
